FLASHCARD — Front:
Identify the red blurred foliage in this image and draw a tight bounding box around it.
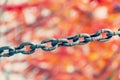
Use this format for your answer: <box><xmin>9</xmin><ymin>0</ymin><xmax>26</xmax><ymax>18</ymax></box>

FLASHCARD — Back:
<box><xmin>0</xmin><ymin>0</ymin><xmax>120</xmax><ymax>80</ymax></box>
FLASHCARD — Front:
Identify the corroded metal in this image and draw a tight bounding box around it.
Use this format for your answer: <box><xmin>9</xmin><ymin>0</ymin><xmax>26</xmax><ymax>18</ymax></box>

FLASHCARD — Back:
<box><xmin>0</xmin><ymin>28</ymin><xmax>120</xmax><ymax>57</ymax></box>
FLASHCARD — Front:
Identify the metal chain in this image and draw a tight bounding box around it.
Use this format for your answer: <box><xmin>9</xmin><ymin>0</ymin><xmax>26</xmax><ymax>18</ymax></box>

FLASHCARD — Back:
<box><xmin>0</xmin><ymin>28</ymin><xmax>120</xmax><ymax>57</ymax></box>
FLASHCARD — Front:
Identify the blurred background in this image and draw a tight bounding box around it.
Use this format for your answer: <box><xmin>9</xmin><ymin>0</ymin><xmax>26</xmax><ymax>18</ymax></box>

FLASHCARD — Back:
<box><xmin>0</xmin><ymin>0</ymin><xmax>120</xmax><ymax>80</ymax></box>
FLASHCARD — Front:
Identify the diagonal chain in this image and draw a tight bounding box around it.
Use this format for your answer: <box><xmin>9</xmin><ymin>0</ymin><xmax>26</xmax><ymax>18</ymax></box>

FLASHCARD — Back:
<box><xmin>0</xmin><ymin>28</ymin><xmax>120</xmax><ymax>57</ymax></box>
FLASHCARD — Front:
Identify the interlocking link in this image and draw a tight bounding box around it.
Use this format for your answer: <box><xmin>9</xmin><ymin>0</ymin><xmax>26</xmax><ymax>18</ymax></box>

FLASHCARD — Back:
<box><xmin>40</xmin><ymin>39</ymin><xmax>58</xmax><ymax>51</ymax></box>
<box><xmin>15</xmin><ymin>42</ymin><xmax>36</xmax><ymax>54</ymax></box>
<box><xmin>113</xmin><ymin>28</ymin><xmax>120</xmax><ymax>36</ymax></box>
<box><xmin>93</xmin><ymin>29</ymin><xmax>113</xmax><ymax>42</ymax></box>
<box><xmin>0</xmin><ymin>28</ymin><xmax>120</xmax><ymax>57</ymax></box>
<box><xmin>59</xmin><ymin>34</ymin><xmax>80</xmax><ymax>46</ymax></box>
<box><xmin>0</xmin><ymin>46</ymin><xmax>15</xmax><ymax>57</ymax></box>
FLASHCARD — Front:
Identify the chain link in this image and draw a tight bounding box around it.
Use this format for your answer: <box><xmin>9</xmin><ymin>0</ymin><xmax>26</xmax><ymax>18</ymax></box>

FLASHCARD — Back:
<box><xmin>0</xmin><ymin>28</ymin><xmax>120</xmax><ymax>57</ymax></box>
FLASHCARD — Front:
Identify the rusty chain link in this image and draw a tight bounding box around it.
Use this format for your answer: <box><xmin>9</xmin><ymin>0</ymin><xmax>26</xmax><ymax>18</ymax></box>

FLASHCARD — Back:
<box><xmin>0</xmin><ymin>28</ymin><xmax>120</xmax><ymax>57</ymax></box>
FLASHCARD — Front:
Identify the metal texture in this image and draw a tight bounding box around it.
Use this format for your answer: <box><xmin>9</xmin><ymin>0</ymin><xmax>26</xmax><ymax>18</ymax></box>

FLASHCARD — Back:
<box><xmin>0</xmin><ymin>28</ymin><xmax>120</xmax><ymax>57</ymax></box>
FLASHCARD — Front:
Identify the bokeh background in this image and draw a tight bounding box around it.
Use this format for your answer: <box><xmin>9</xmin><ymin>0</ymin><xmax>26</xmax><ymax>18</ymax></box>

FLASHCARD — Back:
<box><xmin>0</xmin><ymin>0</ymin><xmax>120</xmax><ymax>80</ymax></box>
